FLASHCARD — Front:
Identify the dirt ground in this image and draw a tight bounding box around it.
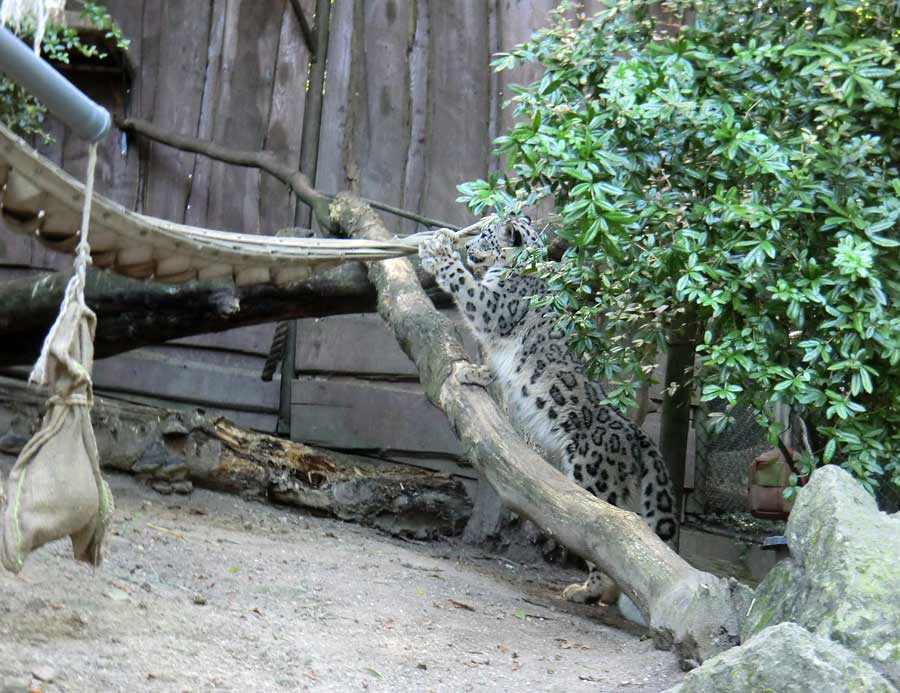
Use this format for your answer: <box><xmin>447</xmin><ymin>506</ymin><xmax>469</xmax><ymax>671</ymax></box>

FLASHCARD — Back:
<box><xmin>0</xmin><ymin>470</ymin><xmax>686</xmax><ymax>693</ymax></box>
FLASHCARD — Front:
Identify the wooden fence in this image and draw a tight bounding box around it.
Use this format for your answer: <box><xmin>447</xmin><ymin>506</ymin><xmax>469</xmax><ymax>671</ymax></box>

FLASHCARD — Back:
<box><xmin>0</xmin><ymin>0</ymin><xmax>607</xmax><ymax>489</ymax></box>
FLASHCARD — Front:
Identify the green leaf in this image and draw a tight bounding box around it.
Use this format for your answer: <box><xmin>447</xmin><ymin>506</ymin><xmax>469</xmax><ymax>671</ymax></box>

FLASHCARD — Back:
<box><xmin>824</xmin><ymin>439</ymin><xmax>837</xmax><ymax>464</ymax></box>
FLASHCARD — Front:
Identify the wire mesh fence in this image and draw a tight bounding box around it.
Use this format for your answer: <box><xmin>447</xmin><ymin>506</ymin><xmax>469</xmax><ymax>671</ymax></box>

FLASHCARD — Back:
<box><xmin>693</xmin><ymin>403</ymin><xmax>770</xmax><ymax>515</ymax></box>
<box><xmin>694</xmin><ymin>402</ymin><xmax>900</xmax><ymax>514</ymax></box>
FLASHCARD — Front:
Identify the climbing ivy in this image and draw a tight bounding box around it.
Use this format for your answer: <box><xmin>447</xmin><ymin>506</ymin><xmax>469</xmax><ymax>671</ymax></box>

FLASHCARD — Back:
<box><xmin>458</xmin><ymin>0</ymin><xmax>900</xmax><ymax>494</ymax></box>
<box><xmin>0</xmin><ymin>1</ymin><xmax>129</xmax><ymax>141</ymax></box>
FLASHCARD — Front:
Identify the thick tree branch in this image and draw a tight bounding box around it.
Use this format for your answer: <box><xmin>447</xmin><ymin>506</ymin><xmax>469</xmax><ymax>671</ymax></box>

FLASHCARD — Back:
<box><xmin>0</xmin><ymin>265</ymin><xmax>449</xmax><ymax>368</ymax></box>
<box><xmin>329</xmin><ymin>192</ymin><xmax>753</xmax><ymax>665</ymax></box>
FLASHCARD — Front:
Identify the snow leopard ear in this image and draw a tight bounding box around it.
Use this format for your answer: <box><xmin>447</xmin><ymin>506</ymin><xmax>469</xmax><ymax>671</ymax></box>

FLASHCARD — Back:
<box><xmin>511</xmin><ymin>226</ymin><xmax>524</xmax><ymax>247</ymax></box>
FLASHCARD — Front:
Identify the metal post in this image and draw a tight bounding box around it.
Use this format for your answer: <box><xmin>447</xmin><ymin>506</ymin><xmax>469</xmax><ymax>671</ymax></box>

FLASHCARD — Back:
<box><xmin>0</xmin><ymin>26</ymin><xmax>110</xmax><ymax>141</ymax></box>
<box><xmin>277</xmin><ymin>0</ymin><xmax>332</xmax><ymax>436</ymax></box>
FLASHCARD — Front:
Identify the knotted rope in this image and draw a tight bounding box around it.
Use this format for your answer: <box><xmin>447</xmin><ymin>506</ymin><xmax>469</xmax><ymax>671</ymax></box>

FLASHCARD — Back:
<box><xmin>30</xmin><ymin>142</ymin><xmax>97</xmax><ymax>388</ymax></box>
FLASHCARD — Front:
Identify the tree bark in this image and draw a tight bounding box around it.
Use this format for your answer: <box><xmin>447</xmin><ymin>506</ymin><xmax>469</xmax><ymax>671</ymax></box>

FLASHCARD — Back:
<box><xmin>0</xmin><ymin>265</ymin><xmax>448</xmax><ymax>368</ymax></box>
<box><xmin>163</xmin><ymin>418</ymin><xmax>472</xmax><ymax>536</ymax></box>
<box><xmin>329</xmin><ymin>192</ymin><xmax>753</xmax><ymax>665</ymax></box>
<box><xmin>660</xmin><ymin>309</ymin><xmax>702</xmax><ymax>542</ymax></box>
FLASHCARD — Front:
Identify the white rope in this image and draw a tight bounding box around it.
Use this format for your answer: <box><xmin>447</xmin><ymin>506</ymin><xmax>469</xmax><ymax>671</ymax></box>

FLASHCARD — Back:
<box><xmin>0</xmin><ymin>0</ymin><xmax>65</xmax><ymax>54</ymax></box>
<box><xmin>29</xmin><ymin>142</ymin><xmax>97</xmax><ymax>385</ymax></box>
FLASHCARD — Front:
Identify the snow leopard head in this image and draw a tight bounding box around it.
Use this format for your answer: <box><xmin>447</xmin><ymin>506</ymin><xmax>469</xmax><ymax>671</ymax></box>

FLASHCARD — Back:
<box><xmin>464</xmin><ymin>216</ymin><xmax>542</xmax><ymax>277</ymax></box>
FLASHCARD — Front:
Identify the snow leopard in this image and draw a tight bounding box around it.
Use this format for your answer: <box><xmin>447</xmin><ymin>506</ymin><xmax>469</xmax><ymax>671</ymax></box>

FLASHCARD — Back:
<box><xmin>419</xmin><ymin>216</ymin><xmax>678</xmax><ymax>606</ymax></box>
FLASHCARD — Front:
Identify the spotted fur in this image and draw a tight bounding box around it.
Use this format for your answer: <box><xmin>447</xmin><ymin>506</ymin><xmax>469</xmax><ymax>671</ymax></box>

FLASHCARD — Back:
<box><xmin>419</xmin><ymin>217</ymin><xmax>678</xmax><ymax>605</ymax></box>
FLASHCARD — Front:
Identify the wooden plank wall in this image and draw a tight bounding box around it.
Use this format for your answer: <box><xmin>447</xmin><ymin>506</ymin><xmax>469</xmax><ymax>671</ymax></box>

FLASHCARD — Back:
<box><xmin>0</xmin><ymin>1</ymin><xmax>610</xmax><ymax>477</ymax></box>
<box><xmin>0</xmin><ymin>0</ymin><xmax>316</xmax><ymax>430</ymax></box>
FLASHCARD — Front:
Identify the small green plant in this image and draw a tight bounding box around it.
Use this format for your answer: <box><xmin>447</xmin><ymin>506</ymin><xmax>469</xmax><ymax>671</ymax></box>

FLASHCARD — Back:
<box><xmin>0</xmin><ymin>1</ymin><xmax>129</xmax><ymax>141</ymax></box>
<box><xmin>459</xmin><ymin>0</ymin><xmax>900</xmax><ymax>494</ymax></box>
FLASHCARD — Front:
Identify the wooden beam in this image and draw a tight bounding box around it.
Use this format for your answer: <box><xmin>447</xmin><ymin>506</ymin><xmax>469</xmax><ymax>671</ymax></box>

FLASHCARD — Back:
<box><xmin>0</xmin><ymin>265</ymin><xmax>452</xmax><ymax>368</ymax></box>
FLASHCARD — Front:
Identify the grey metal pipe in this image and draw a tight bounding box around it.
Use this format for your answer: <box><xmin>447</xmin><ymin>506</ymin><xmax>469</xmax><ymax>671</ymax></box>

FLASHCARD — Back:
<box><xmin>0</xmin><ymin>25</ymin><xmax>110</xmax><ymax>142</ymax></box>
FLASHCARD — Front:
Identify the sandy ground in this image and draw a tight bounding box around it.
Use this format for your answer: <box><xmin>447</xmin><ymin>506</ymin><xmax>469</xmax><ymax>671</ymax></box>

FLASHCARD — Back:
<box><xmin>0</xmin><ymin>471</ymin><xmax>685</xmax><ymax>693</ymax></box>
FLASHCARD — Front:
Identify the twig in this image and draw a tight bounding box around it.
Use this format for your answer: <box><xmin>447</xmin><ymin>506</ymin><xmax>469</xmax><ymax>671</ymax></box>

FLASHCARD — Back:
<box><xmin>115</xmin><ymin>116</ymin><xmax>459</xmax><ymax>232</ymax></box>
<box><xmin>147</xmin><ymin>523</ymin><xmax>185</xmax><ymax>540</ymax></box>
<box><xmin>287</xmin><ymin>0</ymin><xmax>316</xmax><ymax>57</ymax></box>
<box><xmin>116</xmin><ymin>115</ymin><xmax>328</xmax><ymax>223</ymax></box>
<box><xmin>362</xmin><ymin>197</ymin><xmax>461</xmax><ymax>231</ymax></box>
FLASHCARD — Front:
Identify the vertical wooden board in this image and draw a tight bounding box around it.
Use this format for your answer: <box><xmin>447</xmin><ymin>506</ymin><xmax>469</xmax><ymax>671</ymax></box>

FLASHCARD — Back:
<box><xmin>291</xmin><ymin>377</ymin><xmax>463</xmax><ymax>455</ymax></box>
<box><xmin>0</xmin><ymin>222</ymin><xmax>33</xmax><ymax>267</ymax></box>
<box><xmin>203</xmin><ymin>0</ymin><xmax>284</xmax><ymax>233</ymax></box>
<box><xmin>65</xmin><ymin>0</ymin><xmax>146</xmax><ymax>219</ymax></box>
<box><xmin>133</xmin><ymin>0</ymin><xmax>162</xmax><ymax>216</ymax></box>
<box><xmin>496</xmin><ymin>0</ymin><xmax>560</xmax><ymax>119</ymax></box>
<box><xmin>314</xmin><ymin>0</ymin><xmax>356</xmax><ymax>202</ymax></box>
<box><xmin>490</xmin><ymin>0</ymin><xmax>561</xmax><ymax>220</ymax></box>
<box><xmin>353</xmin><ymin>0</ymin><xmax>411</xmax><ymax>213</ymax></box>
<box><xmin>258</xmin><ymin>1</ymin><xmax>312</xmax><ymax>232</ymax></box>
<box><xmin>400</xmin><ymin>0</ymin><xmax>430</xmax><ymax>234</ymax></box>
<box><xmin>184</xmin><ymin>0</ymin><xmax>228</xmax><ymax>228</ymax></box>
<box><xmin>139</xmin><ymin>1</ymin><xmax>213</xmax><ymax>224</ymax></box>
<box><xmin>420</xmin><ymin>2</ymin><xmax>492</xmax><ymax>227</ymax></box>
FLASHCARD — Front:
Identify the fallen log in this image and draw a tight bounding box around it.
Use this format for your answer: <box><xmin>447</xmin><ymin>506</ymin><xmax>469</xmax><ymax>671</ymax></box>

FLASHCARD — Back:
<box><xmin>0</xmin><ymin>379</ymin><xmax>471</xmax><ymax>536</ymax></box>
<box><xmin>0</xmin><ymin>264</ymin><xmax>448</xmax><ymax>368</ymax></box>
<box><xmin>330</xmin><ymin>192</ymin><xmax>753</xmax><ymax>665</ymax></box>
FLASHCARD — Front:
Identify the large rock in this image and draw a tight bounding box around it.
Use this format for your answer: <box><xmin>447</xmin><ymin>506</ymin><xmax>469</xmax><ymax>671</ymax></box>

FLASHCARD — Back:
<box><xmin>742</xmin><ymin>466</ymin><xmax>900</xmax><ymax>686</ymax></box>
<box><xmin>667</xmin><ymin>622</ymin><xmax>896</xmax><ymax>692</ymax></box>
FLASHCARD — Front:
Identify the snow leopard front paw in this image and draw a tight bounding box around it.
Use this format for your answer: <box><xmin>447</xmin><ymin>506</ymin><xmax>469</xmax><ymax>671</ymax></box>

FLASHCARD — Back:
<box><xmin>418</xmin><ymin>228</ymin><xmax>457</xmax><ymax>276</ymax></box>
<box><xmin>456</xmin><ymin>363</ymin><xmax>494</xmax><ymax>387</ymax></box>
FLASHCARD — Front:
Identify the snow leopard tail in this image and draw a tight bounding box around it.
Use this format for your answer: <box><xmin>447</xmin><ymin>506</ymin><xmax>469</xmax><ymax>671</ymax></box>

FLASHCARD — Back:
<box><xmin>636</xmin><ymin>431</ymin><xmax>679</xmax><ymax>544</ymax></box>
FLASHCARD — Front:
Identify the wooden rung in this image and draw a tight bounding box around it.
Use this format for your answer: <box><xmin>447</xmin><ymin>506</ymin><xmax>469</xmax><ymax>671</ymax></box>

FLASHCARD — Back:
<box><xmin>155</xmin><ymin>268</ymin><xmax>197</xmax><ymax>284</ymax></box>
<box><xmin>92</xmin><ymin>250</ymin><xmax>117</xmax><ymax>268</ymax></box>
<box><xmin>0</xmin><ymin>206</ymin><xmax>42</xmax><ymax>233</ymax></box>
<box><xmin>197</xmin><ymin>263</ymin><xmax>234</xmax><ymax>282</ymax></box>
<box><xmin>155</xmin><ymin>254</ymin><xmax>193</xmax><ymax>277</ymax></box>
<box><xmin>117</xmin><ymin>259</ymin><xmax>156</xmax><ymax>278</ymax></box>
<box><xmin>36</xmin><ymin>230</ymin><xmax>79</xmax><ymax>254</ymax></box>
<box><xmin>235</xmin><ymin>266</ymin><xmax>271</xmax><ymax>286</ymax></box>
<box><xmin>272</xmin><ymin>266</ymin><xmax>312</xmax><ymax>285</ymax></box>
<box><xmin>4</xmin><ymin>170</ymin><xmax>44</xmax><ymax>209</ymax></box>
<box><xmin>116</xmin><ymin>245</ymin><xmax>154</xmax><ymax>267</ymax></box>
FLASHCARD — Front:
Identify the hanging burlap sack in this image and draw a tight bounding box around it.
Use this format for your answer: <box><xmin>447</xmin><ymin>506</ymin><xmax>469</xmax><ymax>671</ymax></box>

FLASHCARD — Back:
<box><xmin>0</xmin><ymin>296</ymin><xmax>113</xmax><ymax>573</ymax></box>
<box><xmin>0</xmin><ymin>143</ymin><xmax>113</xmax><ymax>573</ymax></box>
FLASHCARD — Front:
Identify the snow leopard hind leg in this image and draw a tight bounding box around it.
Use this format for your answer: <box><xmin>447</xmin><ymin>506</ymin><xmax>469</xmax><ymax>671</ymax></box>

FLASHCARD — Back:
<box><xmin>562</xmin><ymin>419</ymin><xmax>678</xmax><ymax>610</ymax></box>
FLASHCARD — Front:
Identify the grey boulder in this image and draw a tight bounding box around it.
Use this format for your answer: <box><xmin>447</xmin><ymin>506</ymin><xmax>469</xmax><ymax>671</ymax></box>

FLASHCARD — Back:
<box><xmin>667</xmin><ymin>622</ymin><xmax>895</xmax><ymax>692</ymax></box>
<box><xmin>742</xmin><ymin>465</ymin><xmax>900</xmax><ymax>686</ymax></box>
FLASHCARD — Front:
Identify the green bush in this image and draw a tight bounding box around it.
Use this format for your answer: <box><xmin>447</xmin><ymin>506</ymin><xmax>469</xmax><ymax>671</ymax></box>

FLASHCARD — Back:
<box><xmin>0</xmin><ymin>1</ymin><xmax>129</xmax><ymax>141</ymax></box>
<box><xmin>458</xmin><ymin>0</ymin><xmax>900</xmax><ymax>493</ymax></box>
